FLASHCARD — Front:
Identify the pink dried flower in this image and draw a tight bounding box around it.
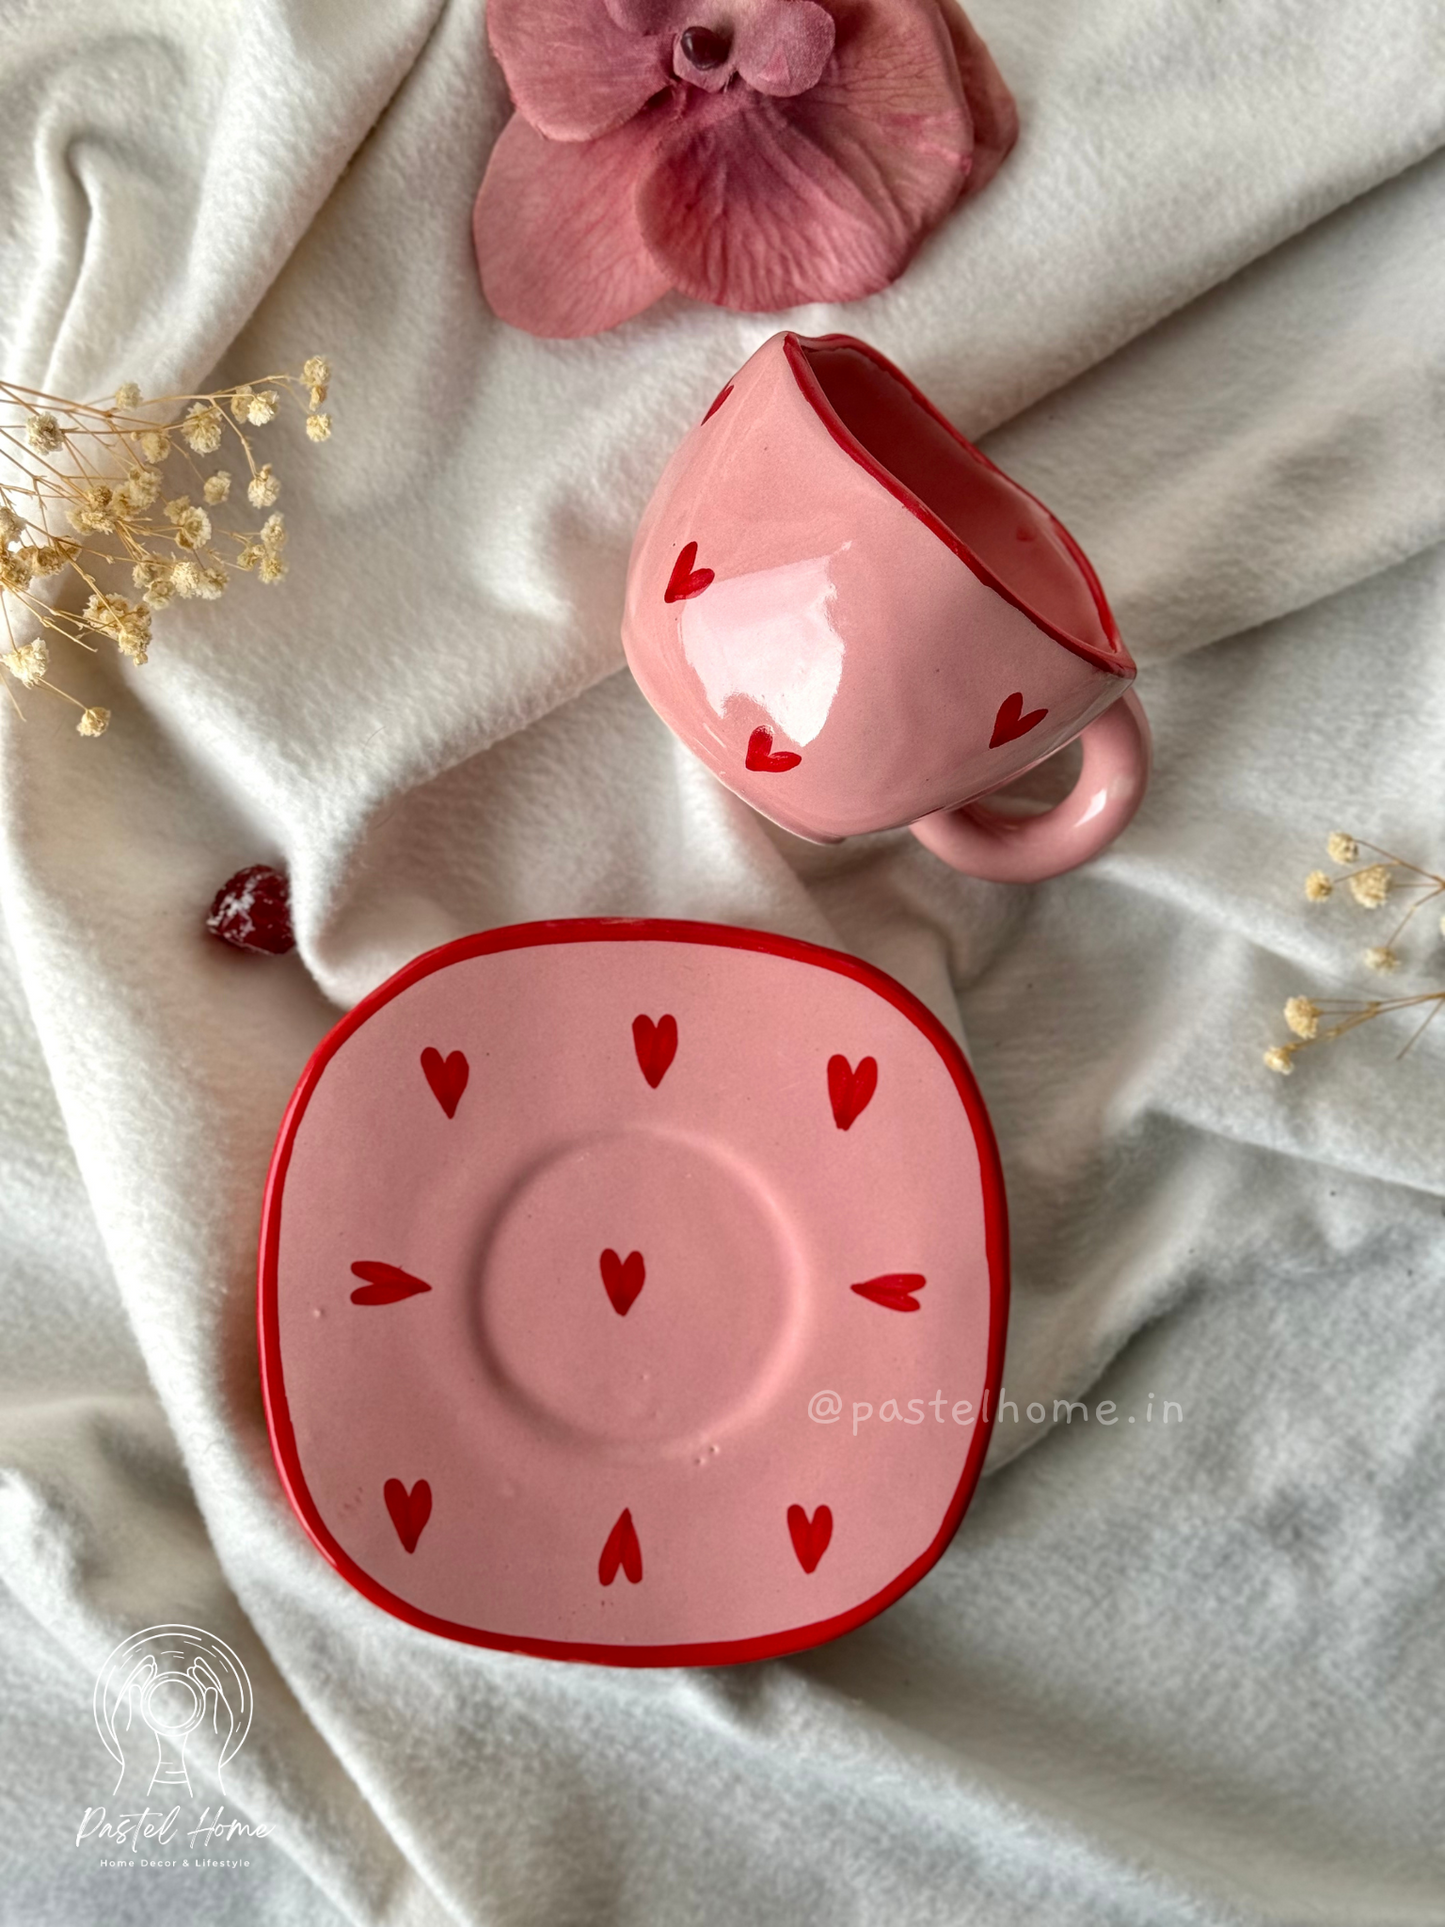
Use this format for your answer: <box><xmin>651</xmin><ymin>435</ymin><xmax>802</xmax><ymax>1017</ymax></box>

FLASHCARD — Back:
<box><xmin>206</xmin><ymin>864</ymin><xmax>295</xmax><ymax>955</ymax></box>
<box><xmin>474</xmin><ymin>0</ymin><xmax>1017</xmax><ymax>337</ymax></box>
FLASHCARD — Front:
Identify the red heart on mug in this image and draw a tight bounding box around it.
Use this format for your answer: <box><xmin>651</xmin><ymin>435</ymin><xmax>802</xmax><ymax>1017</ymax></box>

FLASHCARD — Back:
<box><xmin>745</xmin><ymin>727</ymin><xmax>802</xmax><ymax>773</ymax></box>
<box><xmin>787</xmin><ymin>1503</ymin><xmax>833</xmax><ymax>1574</ymax></box>
<box><xmin>598</xmin><ymin>1507</ymin><xmax>643</xmax><ymax>1586</ymax></box>
<box><xmin>384</xmin><ymin>1477</ymin><xmax>432</xmax><ymax>1554</ymax></box>
<box><xmin>827</xmin><ymin>1054</ymin><xmax>877</xmax><ymax>1130</ymax></box>
<box><xmin>990</xmin><ymin>691</ymin><xmax>1049</xmax><ymax>748</ymax></box>
<box><xmin>632</xmin><ymin>1013</ymin><xmax>678</xmax><ymax>1088</ymax></box>
<box><xmin>420</xmin><ymin>1047</ymin><xmax>468</xmax><ymax>1119</ymax></box>
<box><xmin>600</xmin><ymin>1248</ymin><xmax>646</xmax><ymax>1317</ymax></box>
<box><xmin>850</xmin><ymin>1272</ymin><xmax>926</xmax><ymax>1313</ymax></box>
<box><xmin>664</xmin><ymin>541</ymin><xmax>714</xmax><ymax>603</ymax></box>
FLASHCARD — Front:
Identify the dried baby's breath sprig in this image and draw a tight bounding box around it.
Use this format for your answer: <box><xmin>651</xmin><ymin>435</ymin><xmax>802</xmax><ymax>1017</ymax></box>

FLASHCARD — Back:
<box><xmin>1299</xmin><ymin>832</ymin><xmax>1445</xmax><ymax>968</ymax></box>
<box><xmin>116</xmin><ymin>465</ymin><xmax>161</xmax><ymax>513</ymax></box>
<box><xmin>66</xmin><ymin>484</ymin><xmax>116</xmax><ymax>535</ymax></box>
<box><xmin>1283</xmin><ymin>996</ymin><xmax>1320</xmax><ymax>1040</ymax></box>
<box><xmin>26</xmin><ymin>412</ymin><xmax>62</xmax><ymax>454</ymax></box>
<box><xmin>1349</xmin><ymin>865</ymin><xmax>1391</xmax><ymax>909</ymax></box>
<box><xmin>3</xmin><ymin>639</ymin><xmax>47</xmax><ymax>686</ymax></box>
<box><xmin>229</xmin><ymin>386</ymin><xmax>279</xmax><ymax>427</ymax></box>
<box><xmin>29</xmin><ymin>541</ymin><xmax>70</xmax><ymax>578</ymax></box>
<box><xmin>0</xmin><ymin>358</ymin><xmax>334</xmax><ymax>735</ymax></box>
<box><xmin>170</xmin><ymin>558</ymin><xmax>227</xmax><ymax>601</ymax></box>
<box><xmin>246</xmin><ymin>464</ymin><xmax>280</xmax><ymax>510</ymax></box>
<box><xmin>82</xmin><ymin>592</ymin><xmax>152</xmax><ymax>664</ymax></box>
<box><xmin>164</xmin><ymin>496</ymin><xmax>212</xmax><ymax>549</ymax></box>
<box><xmin>1267</xmin><ymin>832</ymin><xmax>1445</xmax><ymax>1075</ymax></box>
<box><xmin>1265</xmin><ymin>989</ymin><xmax>1445</xmax><ymax>1074</ymax></box>
<box><xmin>181</xmin><ymin>402</ymin><xmax>224</xmax><ymax>454</ymax></box>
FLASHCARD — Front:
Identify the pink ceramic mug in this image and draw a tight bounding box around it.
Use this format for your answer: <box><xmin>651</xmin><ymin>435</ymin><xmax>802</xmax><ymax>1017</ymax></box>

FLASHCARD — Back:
<box><xmin>622</xmin><ymin>332</ymin><xmax>1150</xmax><ymax>883</ymax></box>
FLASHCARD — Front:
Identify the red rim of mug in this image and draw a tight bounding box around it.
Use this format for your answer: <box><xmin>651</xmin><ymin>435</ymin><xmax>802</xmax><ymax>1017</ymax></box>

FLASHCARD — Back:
<box><xmin>783</xmin><ymin>332</ymin><xmax>1132</xmax><ymax>679</ymax></box>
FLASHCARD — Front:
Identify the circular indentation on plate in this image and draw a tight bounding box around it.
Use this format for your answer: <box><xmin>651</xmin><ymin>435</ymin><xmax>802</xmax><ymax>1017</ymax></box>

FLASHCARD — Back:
<box><xmin>477</xmin><ymin>1128</ymin><xmax>804</xmax><ymax>1451</ymax></box>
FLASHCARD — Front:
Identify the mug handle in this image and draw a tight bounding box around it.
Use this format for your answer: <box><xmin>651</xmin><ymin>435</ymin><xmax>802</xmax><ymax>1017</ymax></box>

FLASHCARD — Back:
<box><xmin>909</xmin><ymin>688</ymin><xmax>1151</xmax><ymax>884</ymax></box>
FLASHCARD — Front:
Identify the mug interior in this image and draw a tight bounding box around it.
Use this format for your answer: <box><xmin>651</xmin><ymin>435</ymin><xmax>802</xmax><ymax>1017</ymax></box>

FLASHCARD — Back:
<box><xmin>792</xmin><ymin>337</ymin><xmax>1126</xmax><ymax>672</ymax></box>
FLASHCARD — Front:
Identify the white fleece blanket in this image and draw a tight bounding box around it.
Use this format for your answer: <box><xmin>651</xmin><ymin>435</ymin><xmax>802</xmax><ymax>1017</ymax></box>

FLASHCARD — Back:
<box><xmin>3</xmin><ymin>1</ymin><xmax>1445</xmax><ymax>1921</ymax></box>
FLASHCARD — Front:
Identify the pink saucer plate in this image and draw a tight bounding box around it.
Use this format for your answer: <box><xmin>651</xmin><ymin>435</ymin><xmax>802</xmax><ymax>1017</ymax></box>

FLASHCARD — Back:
<box><xmin>259</xmin><ymin>920</ymin><xmax>1008</xmax><ymax>1666</ymax></box>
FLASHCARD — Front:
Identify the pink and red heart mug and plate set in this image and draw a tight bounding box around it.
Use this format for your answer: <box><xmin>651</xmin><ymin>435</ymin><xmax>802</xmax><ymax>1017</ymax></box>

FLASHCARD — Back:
<box><xmin>260</xmin><ymin>334</ymin><xmax>1149</xmax><ymax>1666</ymax></box>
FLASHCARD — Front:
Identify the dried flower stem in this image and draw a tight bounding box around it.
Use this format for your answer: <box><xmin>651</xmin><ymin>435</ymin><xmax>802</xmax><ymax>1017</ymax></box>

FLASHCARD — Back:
<box><xmin>1266</xmin><ymin>831</ymin><xmax>1445</xmax><ymax>1074</ymax></box>
<box><xmin>0</xmin><ymin>361</ymin><xmax>331</xmax><ymax>736</ymax></box>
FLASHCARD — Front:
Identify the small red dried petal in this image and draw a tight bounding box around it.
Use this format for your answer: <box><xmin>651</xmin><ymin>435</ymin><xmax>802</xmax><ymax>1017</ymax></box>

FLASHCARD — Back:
<box><xmin>206</xmin><ymin>864</ymin><xmax>295</xmax><ymax>955</ymax></box>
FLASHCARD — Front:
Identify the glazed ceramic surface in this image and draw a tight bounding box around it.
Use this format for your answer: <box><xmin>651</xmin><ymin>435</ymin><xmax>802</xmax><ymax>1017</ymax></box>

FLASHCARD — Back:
<box><xmin>259</xmin><ymin>920</ymin><xmax>1007</xmax><ymax>1667</ymax></box>
<box><xmin>623</xmin><ymin>333</ymin><xmax>1150</xmax><ymax>880</ymax></box>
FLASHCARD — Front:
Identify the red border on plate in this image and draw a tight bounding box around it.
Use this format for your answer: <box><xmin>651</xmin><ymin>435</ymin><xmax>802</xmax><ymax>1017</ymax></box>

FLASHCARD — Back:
<box><xmin>782</xmin><ymin>332</ymin><xmax>1132</xmax><ymax>679</ymax></box>
<box><xmin>258</xmin><ymin>918</ymin><xmax>1009</xmax><ymax>1668</ymax></box>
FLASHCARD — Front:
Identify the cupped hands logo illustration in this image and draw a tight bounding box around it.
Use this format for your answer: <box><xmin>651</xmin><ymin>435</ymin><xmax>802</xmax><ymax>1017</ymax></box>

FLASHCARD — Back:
<box><xmin>93</xmin><ymin>1625</ymin><xmax>252</xmax><ymax>1798</ymax></box>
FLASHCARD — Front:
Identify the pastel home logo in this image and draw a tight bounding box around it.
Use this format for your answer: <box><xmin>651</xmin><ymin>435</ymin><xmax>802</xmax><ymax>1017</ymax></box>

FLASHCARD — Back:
<box><xmin>93</xmin><ymin>1625</ymin><xmax>252</xmax><ymax>1799</ymax></box>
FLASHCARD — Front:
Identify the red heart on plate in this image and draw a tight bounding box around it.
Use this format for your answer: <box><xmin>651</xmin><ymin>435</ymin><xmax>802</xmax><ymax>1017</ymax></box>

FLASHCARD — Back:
<box><xmin>600</xmin><ymin>1248</ymin><xmax>646</xmax><ymax>1317</ymax></box>
<box><xmin>350</xmin><ymin>1261</ymin><xmax>433</xmax><ymax>1306</ymax></box>
<box><xmin>632</xmin><ymin>1013</ymin><xmax>678</xmax><ymax>1089</ymax></box>
<box><xmin>827</xmin><ymin>1054</ymin><xmax>877</xmax><ymax>1131</ymax></box>
<box><xmin>990</xmin><ymin>690</ymin><xmax>1049</xmax><ymax>748</ymax></box>
<box><xmin>384</xmin><ymin>1477</ymin><xmax>432</xmax><ymax>1554</ymax></box>
<box><xmin>702</xmin><ymin>382</ymin><xmax>733</xmax><ymax>423</ymax></box>
<box><xmin>745</xmin><ymin>727</ymin><xmax>802</xmax><ymax>773</ymax></box>
<box><xmin>787</xmin><ymin>1503</ymin><xmax>833</xmax><ymax>1574</ymax></box>
<box><xmin>664</xmin><ymin>541</ymin><xmax>714</xmax><ymax>603</ymax></box>
<box><xmin>420</xmin><ymin>1047</ymin><xmax>468</xmax><ymax>1119</ymax></box>
<box><xmin>598</xmin><ymin>1507</ymin><xmax>643</xmax><ymax>1586</ymax></box>
<box><xmin>850</xmin><ymin>1272</ymin><xmax>926</xmax><ymax>1313</ymax></box>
